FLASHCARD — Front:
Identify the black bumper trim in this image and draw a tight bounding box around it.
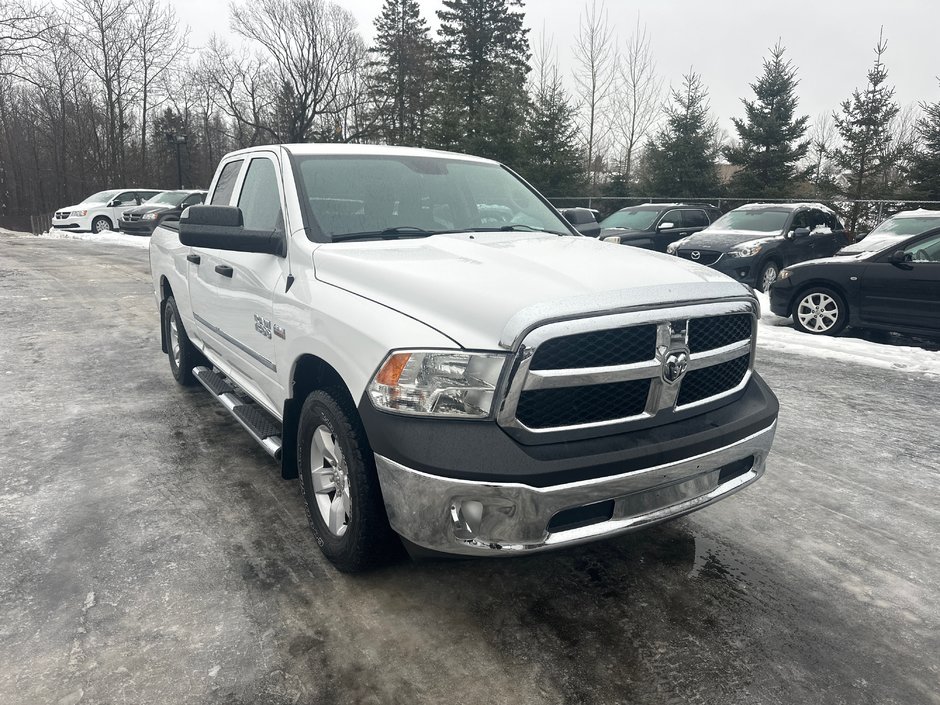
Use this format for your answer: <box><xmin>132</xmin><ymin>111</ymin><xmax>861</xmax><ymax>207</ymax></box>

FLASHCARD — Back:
<box><xmin>358</xmin><ymin>373</ymin><xmax>779</xmax><ymax>488</ymax></box>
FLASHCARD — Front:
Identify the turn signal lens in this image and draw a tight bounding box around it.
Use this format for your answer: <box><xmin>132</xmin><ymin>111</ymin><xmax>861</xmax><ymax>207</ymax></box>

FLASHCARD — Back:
<box><xmin>374</xmin><ymin>352</ymin><xmax>412</xmax><ymax>386</ymax></box>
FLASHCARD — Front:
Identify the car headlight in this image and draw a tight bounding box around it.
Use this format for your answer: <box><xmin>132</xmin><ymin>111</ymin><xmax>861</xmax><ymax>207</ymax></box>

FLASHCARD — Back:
<box><xmin>777</xmin><ymin>268</ymin><xmax>791</xmax><ymax>281</ymax></box>
<box><xmin>71</xmin><ymin>209</ymin><xmax>87</xmax><ymax>217</ymax></box>
<box><xmin>142</xmin><ymin>212</ymin><xmax>159</xmax><ymax>220</ymax></box>
<box><xmin>728</xmin><ymin>242</ymin><xmax>764</xmax><ymax>258</ymax></box>
<box><xmin>602</xmin><ymin>235</ymin><xmax>622</xmax><ymax>244</ymax></box>
<box><xmin>368</xmin><ymin>350</ymin><xmax>507</xmax><ymax>418</ymax></box>
<box><xmin>666</xmin><ymin>238</ymin><xmax>688</xmax><ymax>255</ymax></box>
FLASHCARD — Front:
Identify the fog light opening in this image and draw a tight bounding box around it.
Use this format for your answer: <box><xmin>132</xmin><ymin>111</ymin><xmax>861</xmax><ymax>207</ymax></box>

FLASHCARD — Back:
<box><xmin>452</xmin><ymin>500</ymin><xmax>485</xmax><ymax>540</ymax></box>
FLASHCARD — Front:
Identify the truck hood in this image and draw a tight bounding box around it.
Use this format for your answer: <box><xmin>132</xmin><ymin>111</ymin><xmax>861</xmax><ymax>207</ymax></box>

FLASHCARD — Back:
<box><xmin>313</xmin><ymin>232</ymin><xmax>752</xmax><ymax>350</ymax></box>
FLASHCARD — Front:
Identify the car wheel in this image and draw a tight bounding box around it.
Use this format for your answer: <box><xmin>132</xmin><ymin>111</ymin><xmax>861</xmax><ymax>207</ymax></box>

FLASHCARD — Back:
<box><xmin>163</xmin><ymin>296</ymin><xmax>201</xmax><ymax>385</ymax></box>
<box><xmin>792</xmin><ymin>287</ymin><xmax>848</xmax><ymax>336</ymax></box>
<box><xmin>298</xmin><ymin>389</ymin><xmax>398</xmax><ymax>572</ymax></box>
<box><xmin>91</xmin><ymin>216</ymin><xmax>112</xmax><ymax>233</ymax></box>
<box><xmin>757</xmin><ymin>261</ymin><xmax>780</xmax><ymax>292</ymax></box>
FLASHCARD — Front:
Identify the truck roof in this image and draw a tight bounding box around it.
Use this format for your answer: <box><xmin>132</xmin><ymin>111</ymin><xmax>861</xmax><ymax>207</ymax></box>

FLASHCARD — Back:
<box><xmin>224</xmin><ymin>143</ymin><xmax>499</xmax><ymax>165</ymax></box>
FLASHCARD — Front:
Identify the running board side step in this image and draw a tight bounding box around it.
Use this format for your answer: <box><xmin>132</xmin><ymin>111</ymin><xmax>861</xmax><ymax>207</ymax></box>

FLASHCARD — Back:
<box><xmin>193</xmin><ymin>366</ymin><xmax>283</xmax><ymax>461</ymax></box>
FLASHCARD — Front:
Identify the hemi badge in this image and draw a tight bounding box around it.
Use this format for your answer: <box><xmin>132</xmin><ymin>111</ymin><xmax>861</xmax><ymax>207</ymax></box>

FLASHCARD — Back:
<box><xmin>273</xmin><ymin>324</ymin><xmax>286</xmax><ymax>339</ymax></box>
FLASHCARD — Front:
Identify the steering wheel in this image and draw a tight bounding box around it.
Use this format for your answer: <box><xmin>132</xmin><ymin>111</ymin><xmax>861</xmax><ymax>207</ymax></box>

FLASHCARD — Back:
<box><xmin>912</xmin><ymin>249</ymin><xmax>929</xmax><ymax>262</ymax></box>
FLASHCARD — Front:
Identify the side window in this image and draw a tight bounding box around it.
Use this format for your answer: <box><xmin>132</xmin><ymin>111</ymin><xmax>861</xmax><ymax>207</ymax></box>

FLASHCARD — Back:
<box><xmin>683</xmin><ymin>209</ymin><xmax>709</xmax><ymax>228</ymax></box>
<box><xmin>210</xmin><ymin>160</ymin><xmax>244</xmax><ymax>205</ymax></box>
<box><xmin>660</xmin><ymin>209</ymin><xmax>683</xmax><ymax>228</ymax></box>
<box><xmin>238</xmin><ymin>157</ymin><xmax>283</xmax><ymax>232</ymax></box>
<box><xmin>182</xmin><ymin>193</ymin><xmax>204</xmax><ymax>208</ymax></box>
<box><xmin>903</xmin><ymin>233</ymin><xmax>940</xmax><ymax>262</ymax></box>
<box><xmin>790</xmin><ymin>211</ymin><xmax>810</xmax><ymax>230</ymax></box>
<box><xmin>808</xmin><ymin>209</ymin><xmax>830</xmax><ymax>232</ymax></box>
<box><xmin>114</xmin><ymin>191</ymin><xmax>136</xmax><ymax>205</ymax></box>
<box><xmin>138</xmin><ymin>191</ymin><xmax>158</xmax><ymax>203</ymax></box>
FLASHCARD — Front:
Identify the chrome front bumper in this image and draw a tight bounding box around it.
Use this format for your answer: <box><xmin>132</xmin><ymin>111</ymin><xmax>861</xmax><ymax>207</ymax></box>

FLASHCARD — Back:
<box><xmin>375</xmin><ymin>421</ymin><xmax>776</xmax><ymax>556</ymax></box>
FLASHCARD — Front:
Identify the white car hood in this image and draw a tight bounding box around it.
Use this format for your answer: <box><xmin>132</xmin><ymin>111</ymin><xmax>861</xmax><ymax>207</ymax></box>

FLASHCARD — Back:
<box><xmin>65</xmin><ymin>201</ymin><xmax>108</xmax><ymax>210</ymax></box>
<box><xmin>314</xmin><ymin>232</ymin><xmax>752</xmax><ymax>349</ymax></box>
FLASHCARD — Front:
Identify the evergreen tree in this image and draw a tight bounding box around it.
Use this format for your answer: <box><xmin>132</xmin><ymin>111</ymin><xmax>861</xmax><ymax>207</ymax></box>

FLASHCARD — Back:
<box><xmin>519</xmin><ymin>54</ymin><xmax>583</xmax><ymax>195</ymax></box>
<box><xmin>433</xmin><ymin>0</ymin><xmax>531</xmax><ymax>163</ymax></box>
<box><xmin>909</xmin><ymin>85</ymin><xmax>940</xmax><ymax>200</ymax></box>
<box><xmin>369</xmin><ymin>0</ymin><xmax>435</xmax><ymax>146</ymax></box>
<box><xmin>832</xmin><ymin>31</ymin><xmax>899</xmax><ymax>233</ymax></box>
<box><xmin>724</xmin><ymin>43</ymin><xmax>811</xmax><ymax>196</ymax></box>
<box><xmin>641</xmin><ymin>71</ymin><xmax>720</xmax><ymax>197</ymax></box>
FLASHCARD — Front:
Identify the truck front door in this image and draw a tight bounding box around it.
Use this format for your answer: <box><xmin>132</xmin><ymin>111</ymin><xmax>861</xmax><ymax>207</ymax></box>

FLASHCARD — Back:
<box><xmin>187</xmin><ymin>153</ymin><xmax>289</xmax><ymax>411</ymax></box>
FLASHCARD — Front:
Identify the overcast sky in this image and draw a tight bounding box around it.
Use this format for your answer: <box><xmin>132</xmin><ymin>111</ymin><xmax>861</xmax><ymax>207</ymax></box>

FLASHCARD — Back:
<box><xmin>169</xmin><ymin>0</ymin><xmax>940</xmax><ymax>134</ymax></box>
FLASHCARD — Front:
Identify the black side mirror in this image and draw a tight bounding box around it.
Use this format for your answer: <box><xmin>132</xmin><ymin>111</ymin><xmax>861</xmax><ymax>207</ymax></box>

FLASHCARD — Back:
<box><xmin>560</xmin><ymin>207</ymin><xmax>600</xmax><ymax>237</ymax></box>
<box><xmin>180</xmin><ymin>205</ymin><xmax>285</xmax><ymax>256</ymax></box>
<box><xmin>889</xmin><ymin>250</ymin><xmax>910</xmax><ymax>264</ymax></box>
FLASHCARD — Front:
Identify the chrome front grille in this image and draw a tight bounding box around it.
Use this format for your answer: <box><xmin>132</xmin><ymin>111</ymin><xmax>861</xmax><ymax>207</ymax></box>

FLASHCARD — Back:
<box><xmin>123</xmin><ymin>212</ymin><xmax>142</xmax><ymax>222</ymax></box>
<box><xmin>55</xmin><ymin>211</ymin><xmax>69</xmax><ymax>219</ymax></box>
<box><xmin>497</xmin><ymin>301</ymin><xmax>756</xmax><ymax>436</ymax></box>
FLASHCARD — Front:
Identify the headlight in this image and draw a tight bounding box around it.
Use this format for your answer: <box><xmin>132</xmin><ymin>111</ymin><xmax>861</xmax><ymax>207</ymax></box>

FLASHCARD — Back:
<box><xmin>777</xmin><ymin>268</ymin><xmax>791</xmax><ymax>281</ymax></box>
<box><xmin>142</xmin><ymin>212</ymin><xmax>159</xmax><ymax>220</ymax></box>
<box><xmin>602</xmin><ymin>235</ymin><xmax>622</xmax><ymax>244</ymax></box>
<box><xmin>368</xmin><ymin>350</ymin><xmax>507</xmax><ymax>418</ymax></box>
<box><xmin>728</xmin><ymin>241</ymin><xmax>764</xmax><ymax>258</ymax></box>
<box><xmin>71</xmin><ymin>209</ymin><xmax>87</xmax><ymax>217</ymax></box>
<box><xmin>666</xmin><ymin>238</ymin><xmax>688</xmax><ymax>255</ymax></box>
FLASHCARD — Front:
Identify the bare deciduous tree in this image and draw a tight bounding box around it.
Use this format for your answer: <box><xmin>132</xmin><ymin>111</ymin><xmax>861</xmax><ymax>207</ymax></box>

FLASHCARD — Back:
<box><xmin>611</xmin><ymin>16</ymin><xmax>661</xmax><ymax>188</ymax></box>
<box><xmin>572</xmin><ymin>0</ymin><xmax>616</xmax><ymax>187</ymax></box>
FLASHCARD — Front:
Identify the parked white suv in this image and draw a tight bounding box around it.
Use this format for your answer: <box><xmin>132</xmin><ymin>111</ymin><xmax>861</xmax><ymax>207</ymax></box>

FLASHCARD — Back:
<box><xmin>149</xmin><ymin>144</ymin><xmax>778</xmax><ymax>571</ymax></box>
<box><xmin>52</xmin><ymin>189</ymin><xmax>161</xmax><ymax>233</ymax></box>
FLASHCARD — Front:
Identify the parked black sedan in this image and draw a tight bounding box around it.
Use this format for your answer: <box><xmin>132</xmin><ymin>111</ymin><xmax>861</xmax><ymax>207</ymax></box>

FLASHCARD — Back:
<box><xmin>598</xmin><ymin>203</ymin><xmax>721</xmax><ymax>252</ymax></box>
<box><xmin>118</xmin><ymin>189</ymin><xmax>206</xmax><ymax>235</ymax></box>
<box><xmin>667</xmin><ymin>203</ymin><xmax>849</xmax><ymax>291</ymax></box>
<box><xmin>769</xmin><ymin>226</ymin><xmax>940</xmax><ymax>336</ymax></box>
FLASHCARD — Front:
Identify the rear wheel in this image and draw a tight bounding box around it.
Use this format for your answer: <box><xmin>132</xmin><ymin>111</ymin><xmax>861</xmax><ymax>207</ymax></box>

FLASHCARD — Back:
<box><xmin>91</xmin><ymin>216</ymin><xmax>112</xmax><ymax>233</ymax></box>
<box><xmin>297</xmin><ymin>389</ymin><xmax>397</xmax><ymax>572</ymax></box>
<box><xmin>792</xmin><ymin>287</ymin><xmax>848</xmax><ymax>336</ymax></box>
<box><xmin>163</xmin><ymin>296</ymin><xmax>201</xmax><ymax>385</ymax></box>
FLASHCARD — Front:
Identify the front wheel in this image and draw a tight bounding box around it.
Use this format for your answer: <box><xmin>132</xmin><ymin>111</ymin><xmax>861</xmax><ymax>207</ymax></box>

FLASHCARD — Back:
<box><xmin>792</xmin><ymin>287</ymin><xmax>848</xmax><ymax>336</ymax></box>
<box><xmin>757</xmin><ymin>261</ymin><xmax>780</xmax><ymax>292</ymax></box>
<box><xmin>163</xmin><ymin>296</ymin><xmax>201</xmax><ymax>385</ymax></box>
<box><xmin>298</xmin><ymin>389</ymin><xmax>398</xmax><ymax>572</ymax></box>
<box><xmin>91</xmin><ymin>216</ymin><xmax>112</xmax><ymax>233</ymax></box>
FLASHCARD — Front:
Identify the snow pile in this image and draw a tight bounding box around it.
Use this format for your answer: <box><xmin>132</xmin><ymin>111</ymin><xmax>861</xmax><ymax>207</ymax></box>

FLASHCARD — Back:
<box><xmin>37</xmin><ymin>228</ymin><xmax>151</xmax><ymax>250</ymax></box>
<box><xmin>756</xmin><ymin>292</ymin><xmax>940</xmax><ymax>378</ymax></box>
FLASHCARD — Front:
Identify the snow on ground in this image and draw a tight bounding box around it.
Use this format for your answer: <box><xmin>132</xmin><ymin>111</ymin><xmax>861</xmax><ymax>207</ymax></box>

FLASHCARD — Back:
<box><xmin>36</xmin><ymin>228</ymin><xmax>151</xmax><ymax>250</ymax></box>
<box><xmin>756</xmin><ymin>292</ymin><xmax>940</xmax><ymax>378</ymax></box>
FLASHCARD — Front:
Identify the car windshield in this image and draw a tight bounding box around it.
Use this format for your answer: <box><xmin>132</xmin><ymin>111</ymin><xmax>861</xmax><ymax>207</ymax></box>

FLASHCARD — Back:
<box><xmin>84</xmin><ymin>189</ymin><xmax>122</xmax><ymax>203</ymax></box>
<box><xmin>599</xmin><ymin>208</ymin><xmax>659</xmax><ymax>230</ymax></box>
<box><xmin>708</xmin><ymin>209</ymin><xmax>790</xmax><ymax>233</ymax></box>
<box><xmin>147</xmin><ymin>191</ymin><xmax>188</xmax><ymax>206</ymax></box>
<box><xmin>295</xmin><ymin>155</ymin><xmax>570</xmax><ymax>241</ymax></box>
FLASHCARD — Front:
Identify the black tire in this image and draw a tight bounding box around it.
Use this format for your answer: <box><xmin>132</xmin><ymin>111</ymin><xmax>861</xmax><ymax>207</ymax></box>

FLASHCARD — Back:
<box><xmin>91</xmin><ymin>216</ymin><xmax>112</xmax><ymax>233</ymax></box>
<box><xmin>791</xmin><ymin>286</ymin><xmax>848</xmax><ymax>336</ymax></box>
<box><xmin>162</xmin><ymin>296</ymin><xmax>201</xmax><ymax>385</ymax></box>
<box><xmin>297</xmin><ymin>389</ymin><xmax>397</xmax><ymax>572</ymax></box>
<box><xmin>756</xmin><ymin>260</ymin><xmax>780</xmax><ymax>292</ymax></box>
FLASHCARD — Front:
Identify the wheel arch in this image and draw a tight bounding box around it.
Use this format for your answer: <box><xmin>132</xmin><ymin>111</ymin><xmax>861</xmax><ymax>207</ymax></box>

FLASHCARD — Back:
<box><xmin>281</xmin><ymin>353</ymin><xmax>359</xmax><ymax>480</ymax></box>
<box><xmin>158</xmin><ymin>276</ymin><xmax>173</xmax><ymax>353</ymax></box>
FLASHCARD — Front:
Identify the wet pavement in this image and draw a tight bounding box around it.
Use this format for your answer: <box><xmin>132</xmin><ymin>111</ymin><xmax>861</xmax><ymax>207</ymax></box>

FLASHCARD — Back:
<box><xmin>1</xmin><ymin>235</ymin><xmax>938</xmax><ymax>705</ymax></box>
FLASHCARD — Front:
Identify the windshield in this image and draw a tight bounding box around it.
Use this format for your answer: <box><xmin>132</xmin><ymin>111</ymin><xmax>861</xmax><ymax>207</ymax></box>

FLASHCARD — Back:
<box><xmin>708</xmin><ymin>209</ymin><xmax>790</xmax><ymax>233</ymax></box>
<box><xmin>295</xmin><ymin>155</ymin><xmax>569</xmax><ymax>241</ymax></box>
<box><xmin>147</xmin><ymin>191</ymin><xmax>188</xmax><ymax>206</ymax></box>
<box><xmin>84</xmin><ymin>189</ymin><xmax>121</xmax><ymax>203</ymax></box>
<box><xmin>599</xmin><ymin>208</ymin><xmax>658</xmax><ymax>231</ymax></box>
<box><xmin>841</xmin><ymin>215</ymin><xmax>940</xmax><ymax>253</ymax></box>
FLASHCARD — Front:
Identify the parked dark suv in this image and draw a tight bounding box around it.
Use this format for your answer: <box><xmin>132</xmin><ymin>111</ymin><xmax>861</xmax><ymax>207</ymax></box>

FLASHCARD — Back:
<box><xmin>668</xmin><ymin>203</ymin><xmax>849</xmax><ymax>291</ymax></box>
<box><xmin>598</xmin><ymin>203</ymin><xmax>722</xmax><ymax>252</ymax></box>
<box><xmin>118</xmin><ymin>189</ymin><xmax>207</xmax><ymax>235</ymax></box>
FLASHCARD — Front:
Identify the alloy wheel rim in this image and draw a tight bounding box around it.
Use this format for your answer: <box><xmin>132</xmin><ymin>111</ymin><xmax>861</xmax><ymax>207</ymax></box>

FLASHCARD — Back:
<box><xmin>95</xmin><ymin>219</ymin><xmax>108</xmax><ymax>232</ymax></box>
<box><xmin>797</xmin><ymin>292</ymin><xmax>839</xmax><ymax>332</ymax></box>
<box><xmin>169</xmin><ymin>317</ymin><xmax>181</xmax><ymax>367</ymax></box>
<box><xmin>761</xmin><ymin>265</ymin><xmax>778</xmax><ymax>291</ymax></box>
<box><xmin>310</xmin><ymin>424</ymin><xmax>351</xmax><ymax>537</ymax></box>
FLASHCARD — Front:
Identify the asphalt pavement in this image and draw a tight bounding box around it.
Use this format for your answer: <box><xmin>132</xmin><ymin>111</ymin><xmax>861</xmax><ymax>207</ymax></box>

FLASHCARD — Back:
<box><xmin>1</xmin><ymin>234</ymin><xmax>938</xmax><ymax>705</ymax></box>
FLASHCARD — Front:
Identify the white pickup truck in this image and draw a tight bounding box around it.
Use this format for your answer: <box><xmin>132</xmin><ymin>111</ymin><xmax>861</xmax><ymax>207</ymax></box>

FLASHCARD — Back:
<box><xmin>149</xmin><ymin>144</ymin><xmax>778</xmax><ymax>571</ymax></box>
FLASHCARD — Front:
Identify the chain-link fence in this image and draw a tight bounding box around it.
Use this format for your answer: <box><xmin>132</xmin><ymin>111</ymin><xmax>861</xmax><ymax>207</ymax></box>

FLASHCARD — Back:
<box><xmin>547</xmin><ymin>196</ymin><xmax>940</xmax><ymax>235</ymax></box>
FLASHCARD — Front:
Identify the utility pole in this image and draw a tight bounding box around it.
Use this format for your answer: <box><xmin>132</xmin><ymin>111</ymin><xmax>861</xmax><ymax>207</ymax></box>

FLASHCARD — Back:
<box><xmin>165</xmin><ymin>132</ymin><xmax>187</xmax><ymax>188</ymax></box>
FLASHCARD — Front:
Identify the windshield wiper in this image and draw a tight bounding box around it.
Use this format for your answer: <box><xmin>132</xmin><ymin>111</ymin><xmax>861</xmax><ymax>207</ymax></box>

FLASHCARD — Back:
<box><xmin>469</xmin><ymin>224</ymin><xmax>568</xmax><ymax>236</ymax></box>
<box><xmin>331</xmin><ymin>226</ymin><xmax>440</xmax><ymax>242</ymax></box>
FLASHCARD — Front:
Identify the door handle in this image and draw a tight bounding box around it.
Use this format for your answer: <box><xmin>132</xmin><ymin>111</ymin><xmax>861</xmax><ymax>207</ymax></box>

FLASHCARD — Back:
<box><xmin>186</xmin><ymin>254</ymin><xmax>201</xmax><ymax>265</ymax></box>
<box><xmin>215</xmin><ymin>264</ymin><xmax>234</xmax><ymax>278</ymax></box>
